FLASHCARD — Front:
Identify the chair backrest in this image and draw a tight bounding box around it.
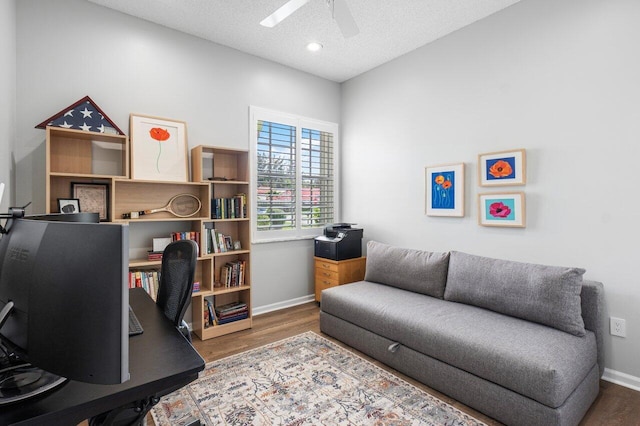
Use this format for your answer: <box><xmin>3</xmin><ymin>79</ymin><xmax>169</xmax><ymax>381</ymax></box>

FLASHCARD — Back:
<box><xmin>156</xmin><ymin>239</ymin><xmax>198</xmax><ymax>327</ymax></box>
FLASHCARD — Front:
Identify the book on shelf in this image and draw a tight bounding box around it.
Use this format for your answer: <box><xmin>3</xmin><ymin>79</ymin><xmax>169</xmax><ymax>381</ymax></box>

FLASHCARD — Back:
<box><xmin>147</xmin><ymin>251</ymin><xmax>163</xmax><ymax>261</ymax></box>
<box><xmin>204</xmin><ymin>298</ymin><xmax>216</xmax><ymax>328</ymax></box>
<box><xmin>128</xmin><ymin>269</ymin><xmax>160</xmax><ymax>300</ymax></box>
<box><xmin>205</xmin><ymin>228</ymin><xmax>239</xmax><ymax>254</ymax></box>
<box><xmin>219</xmin><ymin>260</ymin><xmax>246</xmax><ymax>287</ymax></box>
<box><xmin>214</xmin><ymin>301</ymin><xmax>248</xmax><ymax>324</ymax></box>
<box><xmin>211</xmin><ymin>194</ymin><xmax>247</xmax><ymax>220</ymax></box>
<box><xmin>216</xmin><ymin>311</ymin><xmax>249</xmax><ymax>324</ymax></box>
<box><xmin>215</xmin><ymin>301</ymin><xmax>247</xmax><ymax>315</ymax></box>
<box><xmin>170</xmin><ymin>231</ymin><xmax>200</xmax><ymax>246</ymax></box>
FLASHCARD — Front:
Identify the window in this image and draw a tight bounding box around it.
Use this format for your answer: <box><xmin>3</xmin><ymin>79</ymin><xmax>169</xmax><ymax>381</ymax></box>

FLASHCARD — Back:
<box><xmin>250</xmin><ymin>107</ymin><xmax>339</xmax><ymax>242</ymax></box>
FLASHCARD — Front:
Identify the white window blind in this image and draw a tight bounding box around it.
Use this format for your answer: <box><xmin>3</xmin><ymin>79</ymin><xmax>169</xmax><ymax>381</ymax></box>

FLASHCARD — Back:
<box><xmin>250</xmin><ymin>107</ymin><xmax>339</xmax><ymax>242</ymax></box>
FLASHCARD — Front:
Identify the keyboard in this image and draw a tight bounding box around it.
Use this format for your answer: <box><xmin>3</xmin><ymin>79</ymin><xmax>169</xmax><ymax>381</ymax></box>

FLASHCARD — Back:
<box><xmin>128</xmin><ymin>306</ymin><xmax>144</xmax><ymax>336</ymax></box>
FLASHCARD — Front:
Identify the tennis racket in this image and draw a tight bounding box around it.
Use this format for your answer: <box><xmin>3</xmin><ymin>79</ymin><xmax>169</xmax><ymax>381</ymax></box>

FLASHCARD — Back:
<box><xmin>123</xmin><ymin>194</ymin><xmax>202</xmax><ymax>219</ymax></box>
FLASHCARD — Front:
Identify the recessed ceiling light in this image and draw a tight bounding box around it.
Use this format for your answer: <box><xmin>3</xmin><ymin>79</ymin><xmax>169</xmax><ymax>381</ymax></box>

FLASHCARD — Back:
<box><xmin>306</xmin><ymin>42</ymin><xmax>323</xmax><ymax>52</ymax></box>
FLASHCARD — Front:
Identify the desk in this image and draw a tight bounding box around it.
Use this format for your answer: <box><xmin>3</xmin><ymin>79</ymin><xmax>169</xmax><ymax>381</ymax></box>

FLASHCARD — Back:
<box><xmin>0</xmin><ymin>288</ymin><xmax>205</xmax><ymax>425</ymax></box>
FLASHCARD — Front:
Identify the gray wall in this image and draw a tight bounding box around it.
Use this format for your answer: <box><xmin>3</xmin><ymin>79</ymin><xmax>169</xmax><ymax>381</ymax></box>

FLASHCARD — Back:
<box><xmin>0</xmin><ymin>0</ymin><xmax>16</xmax><ymax>211</ymax></box>
<box><xmin>342</xmin><ymin>0</ymin><xmax>640</xmax><ymax>382</ymax></box>
<box><xmin>14</xmin><ymin>0</ymin><xmax>341</xmax><ymax>310</ymax></box>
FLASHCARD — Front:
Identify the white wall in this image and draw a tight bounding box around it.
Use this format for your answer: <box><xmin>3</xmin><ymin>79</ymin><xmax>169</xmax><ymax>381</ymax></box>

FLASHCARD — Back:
<box><xmin>0</xmin><ymin>0</ymin><xmax>16</xmax><ymax>212</ymax></box>
<box><xmin>342</xmin><ymin>0</ymin><xmax>640</xmax><ymax>381</ymax></box>
<box><xmin>14</xmin><ymin>0</ymin><xmax>341</xmax><ymax>309</ymax></box>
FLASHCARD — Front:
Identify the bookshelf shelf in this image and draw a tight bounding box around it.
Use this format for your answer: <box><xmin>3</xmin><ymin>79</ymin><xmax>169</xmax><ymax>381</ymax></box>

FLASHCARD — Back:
<box><xmin>212</xmin><ymin>285</ymin><xmax>251</xmax><ymax>296</ymax></box>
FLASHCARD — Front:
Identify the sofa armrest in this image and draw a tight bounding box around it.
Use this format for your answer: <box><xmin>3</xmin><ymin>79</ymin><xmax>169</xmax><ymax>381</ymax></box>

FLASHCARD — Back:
<box><xmin>581</xmin><ymin>280</ymin><xmax>605</xmax><ymax>377</ymax></box>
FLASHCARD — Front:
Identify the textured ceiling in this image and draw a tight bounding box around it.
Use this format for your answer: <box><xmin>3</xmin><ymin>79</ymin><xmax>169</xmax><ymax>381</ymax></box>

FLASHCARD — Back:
<box><xmin>86</xmin><ymin>0</ymin><xmax>521</xmax><ymax>83</ymax></box>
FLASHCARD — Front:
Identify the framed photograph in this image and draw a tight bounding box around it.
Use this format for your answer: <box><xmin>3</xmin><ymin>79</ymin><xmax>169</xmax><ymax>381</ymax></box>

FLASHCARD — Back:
<box><xmin>130</xmin><ymin>114</ymin><xmax>188</xmax><ymax>182</ymax></box>
<box><xmin>57</xmin><ymin>198</ymin><xmax>81</xmax><ymax>214</ymax></box>
<box><xmin>478</xmin><ymin>149</ymin><xmax>526</xmax><ymax>186</ymax></box>
<box><xmin>71</xmin><ymin>182</ymin><xmax>109</xmax><ymax>221</ymax></box>
<box><xmin>478</xmin><ymin>192</ymin><xmax>525</xmax><ymax>227</ymax></box>
<box><xmin>425</xmin><ymin>163</ymin><xmax>464</xmax><ymax>217</ymax></box>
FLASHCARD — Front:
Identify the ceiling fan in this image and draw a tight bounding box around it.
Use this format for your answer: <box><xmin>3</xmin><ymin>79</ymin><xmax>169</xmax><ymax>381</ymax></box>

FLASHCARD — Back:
<box><xmin>260</xmin><ymin>0</ymin><xmax>359</xmax><ymax>38</ymax></box>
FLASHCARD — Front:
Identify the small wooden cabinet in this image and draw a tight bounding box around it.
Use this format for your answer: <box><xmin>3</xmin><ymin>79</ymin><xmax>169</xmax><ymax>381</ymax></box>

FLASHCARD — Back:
<box><xmin>314</xmin><ymin>256</ymin><xmax>366</xmax><ymax>302</ymax></box>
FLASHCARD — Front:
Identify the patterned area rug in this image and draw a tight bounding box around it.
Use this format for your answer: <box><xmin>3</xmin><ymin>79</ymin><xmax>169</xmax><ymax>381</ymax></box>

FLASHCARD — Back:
<box><xmin>151</xmin><ymin>332</ymin><xmax>486</xmax><ymax>425</ymax></box>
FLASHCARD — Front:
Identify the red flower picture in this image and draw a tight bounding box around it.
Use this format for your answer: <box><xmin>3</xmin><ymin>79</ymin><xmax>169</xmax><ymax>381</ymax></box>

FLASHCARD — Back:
<box><xmin>489</xmin><ymin>202</ymin><xmax>511</xmax><ymax>218</ymax></box>
<box><xmin>149</xmin><ymin>127</ymin><xmax>171</xmax><ymax>172</ymax></box>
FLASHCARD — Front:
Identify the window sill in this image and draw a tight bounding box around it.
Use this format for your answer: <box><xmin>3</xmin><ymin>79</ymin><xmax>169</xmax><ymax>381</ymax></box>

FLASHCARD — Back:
<box><xmin>252</xmin><ymin>235</ymin><xmax>317</xmax><ymax>244</ymax></box>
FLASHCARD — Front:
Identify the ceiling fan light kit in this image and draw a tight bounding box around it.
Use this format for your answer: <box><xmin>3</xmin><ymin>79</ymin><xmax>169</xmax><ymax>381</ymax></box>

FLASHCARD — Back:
<box><xmin>261</xmin><ymin>0</ymin><xmax>359</xmax><ymax>38</ymax></box>
<box><xmin>306</xmin><ymin>42</ymin><xmax>323</xmax><ymax>52</ymax></box>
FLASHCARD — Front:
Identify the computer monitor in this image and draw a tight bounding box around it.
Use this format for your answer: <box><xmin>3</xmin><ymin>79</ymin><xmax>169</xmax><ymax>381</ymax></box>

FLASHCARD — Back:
<box><xmin>0</xmin><ymin>216</ymin><xmax>129</xmax><ymax>404</ymax></box>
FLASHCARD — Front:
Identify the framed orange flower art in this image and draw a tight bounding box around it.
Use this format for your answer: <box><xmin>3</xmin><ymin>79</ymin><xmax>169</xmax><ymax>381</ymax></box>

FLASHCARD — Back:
<box><xmin>425</xmin><ymin>163</ymin><xmax>464</xmax><ymax>217</ymax></box>
<box><xmin>478</xmin><ymin>149</ymin><xmax>526</xmax><ymax>186</ymax></box>
<box><xmin>130</xmin><ymin>114</ymin><xmax>188</xmax><ymax>182</ymax></box>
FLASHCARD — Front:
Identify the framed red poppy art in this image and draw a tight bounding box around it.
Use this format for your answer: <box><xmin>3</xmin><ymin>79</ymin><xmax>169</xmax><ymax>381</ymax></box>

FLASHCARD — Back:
<box><xmin>478</xmin><ymin>149</ymin><xmax>526</xmax><ymax>186</ymax></box>
<box><xmin>478</xmin><ymin>192</ymin><xmax>526</xmax><ymax>227</ymax></box>
<box><xmin>130</xmin><ymin>114</ymin><xmax>189</xmax><ymax>182</ymax></box>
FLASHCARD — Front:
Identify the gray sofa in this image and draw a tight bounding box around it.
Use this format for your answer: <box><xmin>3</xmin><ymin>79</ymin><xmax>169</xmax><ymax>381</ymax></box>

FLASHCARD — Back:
<box><xmin>319</xmin><ymin>241</ymin><xmax>604</xmax><ymax>426</ymax></box>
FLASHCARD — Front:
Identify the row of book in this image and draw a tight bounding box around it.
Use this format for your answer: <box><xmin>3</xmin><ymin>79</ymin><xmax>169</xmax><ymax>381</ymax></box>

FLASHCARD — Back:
<box><xmin>129</xmin><ymin>270</ymin><xmax>160</xmax><ymax>300</ymax></box>
<box><xmin>218</xmin><ymin>260</ymin><xmax>247</xmax><ymax>288</ymax></box>
<box><xmin>204</xmin><ymin>300</ymin><xmax>249</xmax><ymax>328</ymax></box>
<box><xmin>203</xmin><ymin>228</ymin><xmax>239</xmax><ymax>254</ymax></box>
<box><xmin>171</xmin><ymin>231</ymin><xmax>201</xmax><ymax>244</ymax></box>
<box><xmin>147</xmin><ymin>231</ymin><xmax>202</xmax><ymax>261</ymax></box>
<box><xmin>211</xmin><ymin>194</ymin><xmax>247</xmax><ymax>219</ymax></box>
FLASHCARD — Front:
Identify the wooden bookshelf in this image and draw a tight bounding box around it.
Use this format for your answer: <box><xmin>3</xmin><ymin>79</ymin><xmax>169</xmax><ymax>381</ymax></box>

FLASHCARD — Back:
<box><xmin>190</xmin><ymin>145</ymin><xmax>252</xmax><ymax>340</ymax></box>
<box><xmin>45</xmin><ymin>129</ymin><xmax>252</xmax><ymax>340</ymax></box>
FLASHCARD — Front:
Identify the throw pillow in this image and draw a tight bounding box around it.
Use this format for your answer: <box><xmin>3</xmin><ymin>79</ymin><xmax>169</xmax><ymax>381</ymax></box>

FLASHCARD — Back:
<box><xmin>444</xmin><ymin>251</ymin><xmax>586</xmax><ymax>336</ymax></box>
<box><xmin>364</xmin><ymin>241</ymin><xmax>450</xmax><ymax>298</ymax></box>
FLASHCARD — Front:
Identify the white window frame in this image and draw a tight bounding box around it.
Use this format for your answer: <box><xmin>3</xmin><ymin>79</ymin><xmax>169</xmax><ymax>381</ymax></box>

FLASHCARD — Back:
<box><xmin>250</xmin><ymin>106</ymin><xmax>340</xmax><ymax>243</ymax></box>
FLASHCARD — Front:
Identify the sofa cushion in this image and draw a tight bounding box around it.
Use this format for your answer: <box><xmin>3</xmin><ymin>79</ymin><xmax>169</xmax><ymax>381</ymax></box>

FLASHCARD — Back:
<box><xmin>444</xmin><ymin>251</ymin><xmax>586</xmax><ymax>336</ymax></box>
<box><xmin>364</xmin><ymin>241</ymin><xmax>449</xmax><ymax>298</ymax></box>
<box><xmin>321</xmin><ymin>281</ymin><xmax>597</xmax><ymax>408</ymax></box>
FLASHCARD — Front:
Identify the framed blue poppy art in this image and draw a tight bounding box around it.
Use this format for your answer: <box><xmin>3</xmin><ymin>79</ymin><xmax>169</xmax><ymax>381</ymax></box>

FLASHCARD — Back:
<box><xmin>425</xmin><ymin>163</ymin><xmax>464</xmax><ymax>217</ymax></box>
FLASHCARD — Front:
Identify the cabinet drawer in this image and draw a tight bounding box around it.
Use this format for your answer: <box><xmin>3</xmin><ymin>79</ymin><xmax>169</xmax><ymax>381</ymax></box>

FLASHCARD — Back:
<box><xmin>315</xmin><ymin>274</ymin><xmax>339</xmax><ymax>288</ymax></box>
<box><xmin>315</xmin><ymin>260</ymin><xmax>339</xmax><ymax>273</ymax></box>
<box><xmin>315</xmin><ymin>268</ymin><xmax>339</xmax><ymax>281</ymax></box>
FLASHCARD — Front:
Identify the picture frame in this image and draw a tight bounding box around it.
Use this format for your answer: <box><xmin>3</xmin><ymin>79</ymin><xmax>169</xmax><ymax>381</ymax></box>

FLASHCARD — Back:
<box><xmin>478</xmin><ymin>149</ymin><xmax>526</xmax><ymax>186</ymax></box>
<box><xmin>71</xmin><ymin>182</ymin><xmax>109</xmax><ymax>221</ymax></box>
<box><xmin>425</xmin><ymin>163</ymin><xmax>464</xmax><ymax>217</ymax></box>
<box><xmin>130</xmin><ymin>114</ymin><xmax>189</xmax><ymax>182</ymax></box>
<box><xmin>478</xmin><ymin>192</ymin><xmax>526</xmax><ymax>227</ymax></box>
<box><xmin>57</xmin><ymin>198</ymin><xmax>81</xmax><ymax>214</ymax></box>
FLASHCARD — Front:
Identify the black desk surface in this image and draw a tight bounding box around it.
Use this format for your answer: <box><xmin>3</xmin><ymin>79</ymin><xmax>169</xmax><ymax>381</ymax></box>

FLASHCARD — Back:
<box><xmin>0</xmin><ymin>288</ymin><xmax>205</xmax><ymax>425</ymax></box>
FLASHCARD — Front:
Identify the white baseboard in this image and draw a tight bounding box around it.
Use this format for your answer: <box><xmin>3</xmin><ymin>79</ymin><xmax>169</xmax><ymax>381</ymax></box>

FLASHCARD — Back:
<box><xmin>602</xmin><ymin>368</ymin><xmax>640</xmax><ymax>392</ymax></box>
<box><xmin>252</xmin><ymin>294</ymin><xmax>316</xmax><ymax>316</ymax></box>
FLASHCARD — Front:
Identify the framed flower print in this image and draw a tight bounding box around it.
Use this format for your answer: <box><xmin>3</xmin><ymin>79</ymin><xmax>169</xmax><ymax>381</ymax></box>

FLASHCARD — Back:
<box><xmin>130</xmin><ymin>114</ymin><xmax>188</xmax><ymax>182</ymax></box>
<box><xmin>478</xmin><ymin>192</ymin><xmax>525</xmax><ymax>227</ymax></box>
<box><xmin>425</xmin><ymin>163</ymin><xmax>464</xmax><ymax>217</ymax></box>
<box><xmin>478</xmin><ymin>149</ymin><xmax>526</xmax><ymax>186</ymax></box>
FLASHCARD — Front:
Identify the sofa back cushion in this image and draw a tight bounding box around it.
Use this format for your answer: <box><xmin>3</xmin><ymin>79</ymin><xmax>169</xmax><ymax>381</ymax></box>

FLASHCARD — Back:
<box><xmin>364</xmin><ymin>241</ymin><xmax>450</xmax><ymax>298</ymax></box>
<box><xmin>444</xmin><ymin>251</ymin><xmax>586</xmax><ymax>336</ymax></box>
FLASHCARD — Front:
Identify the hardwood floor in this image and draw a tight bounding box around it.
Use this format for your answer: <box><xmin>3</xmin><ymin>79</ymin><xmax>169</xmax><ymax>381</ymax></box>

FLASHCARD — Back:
<box><xmin>191</xmin><ymin>302</ymin><xmax>640</xmax><ymax>426</ymax></box>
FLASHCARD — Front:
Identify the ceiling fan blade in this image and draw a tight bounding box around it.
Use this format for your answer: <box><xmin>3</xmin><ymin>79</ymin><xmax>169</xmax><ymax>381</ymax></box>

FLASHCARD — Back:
<box><xmin>260</xmin><ymin>0</ymin><xmax>311</xmax><ymax>28</ymax></box>
<box><xmin>332</xmin><ymin>0</ymin><xmax>359</xmax><ymax>38</ymax></box>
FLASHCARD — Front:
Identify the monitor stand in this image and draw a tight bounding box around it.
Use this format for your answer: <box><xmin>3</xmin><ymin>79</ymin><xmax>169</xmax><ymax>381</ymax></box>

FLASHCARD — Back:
<box><xmin>0</xmin><ymin>355</ymin><xmax>67</xmax><ymax>405</ymax></box>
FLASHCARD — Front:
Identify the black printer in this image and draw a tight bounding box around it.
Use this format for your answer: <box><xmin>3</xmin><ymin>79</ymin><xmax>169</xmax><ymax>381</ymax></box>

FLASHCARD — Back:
<box><xmin>314</xmin><ymin>223</ymin><xmax>363</xmax><ymax>261</ymax></box>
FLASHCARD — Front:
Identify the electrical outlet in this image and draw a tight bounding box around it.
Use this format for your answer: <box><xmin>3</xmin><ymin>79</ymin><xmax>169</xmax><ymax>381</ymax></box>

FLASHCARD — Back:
<box><xmin>610</xmin><ymin>317</ymin><xmax>626</xmax><ymax>337</ymax></box>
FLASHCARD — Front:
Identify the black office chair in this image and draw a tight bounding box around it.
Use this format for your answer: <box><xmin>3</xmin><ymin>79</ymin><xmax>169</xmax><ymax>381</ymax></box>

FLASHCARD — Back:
<box><xmin>156</xmin><ymin>239</ymin><xmax>198</xmax><ymax>342</ymax></box>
